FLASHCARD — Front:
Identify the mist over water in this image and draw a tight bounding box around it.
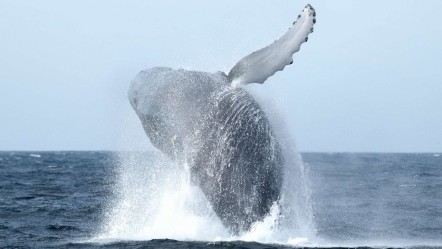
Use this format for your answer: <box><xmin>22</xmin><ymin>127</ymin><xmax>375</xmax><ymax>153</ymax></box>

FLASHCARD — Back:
<box><xmin>78</xmin><ymin>74</ymin><xmax>442</xmax><ymax>248</ymax></box>
<box><xmin>97</xmin><ymin>151</ymin><xmax>228</xmax><ymax>241</ymax></box>
<box><xmin>96</xmin><ymin>93</ymin><xmax>316</xmax><ymax>245</ymax></box>
<box><xmin>91</xmin><ymin>115</ymin><xmax>442</xmax><ymax>248</ymax></box>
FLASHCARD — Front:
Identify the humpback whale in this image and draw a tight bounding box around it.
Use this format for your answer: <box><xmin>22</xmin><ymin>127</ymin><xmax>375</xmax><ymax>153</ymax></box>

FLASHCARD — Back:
<box><xmin>128</xmin><ymin>4</ymin><xmax>316</xmax><ymax>235</ymax></box>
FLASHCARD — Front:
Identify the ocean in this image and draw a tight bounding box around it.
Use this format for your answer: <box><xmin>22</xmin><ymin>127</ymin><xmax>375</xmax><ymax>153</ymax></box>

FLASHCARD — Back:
<box><xmin>1</xmin><ymin>151</ymin><xmax>441</xmax><ymax>249</ymax></box>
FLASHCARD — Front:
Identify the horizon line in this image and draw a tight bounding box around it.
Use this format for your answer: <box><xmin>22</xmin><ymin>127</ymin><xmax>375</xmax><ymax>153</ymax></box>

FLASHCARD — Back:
<box><xmin>0</xmin><ymin>150</ymin><xmax>440</xmax><ymax>154</ymax></box>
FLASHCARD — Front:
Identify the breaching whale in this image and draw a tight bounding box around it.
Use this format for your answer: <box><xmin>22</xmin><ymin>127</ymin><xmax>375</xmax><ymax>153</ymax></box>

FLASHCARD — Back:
<box><xmin>128</xmin><ymin>4</ymin><xmax>316</xmax><ymax>235</ymax></box>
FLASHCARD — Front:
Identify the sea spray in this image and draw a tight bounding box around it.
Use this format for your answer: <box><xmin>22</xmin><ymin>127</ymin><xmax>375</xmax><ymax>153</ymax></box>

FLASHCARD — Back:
<box><xmin>97</xmin><ymin>88</ymin><xmax>316</xmax><ymax>245</ymax></box>
<box><xmin>242</xmin><ymin>85</ymin><xmax>316</xmax><ymax>243</ymax></box>
<box><xmin>97</xmin><ymin>151</ymin><xmax>228</xmax><ymax>241</ymax></box>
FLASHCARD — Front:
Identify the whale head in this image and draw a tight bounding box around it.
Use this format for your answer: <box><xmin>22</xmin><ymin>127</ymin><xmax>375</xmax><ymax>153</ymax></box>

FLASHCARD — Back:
<box><xmin>128</xmin><ymin>67</ymin><xmax>174</xmax><ymax>117</ymax></box>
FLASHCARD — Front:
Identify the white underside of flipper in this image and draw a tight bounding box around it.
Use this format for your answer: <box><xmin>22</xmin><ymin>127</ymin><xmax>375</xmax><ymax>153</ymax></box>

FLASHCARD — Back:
<box><xmin>228</xmin><ymin>4</ymin><xmax>316</xmax><ymax>85</ymax></box>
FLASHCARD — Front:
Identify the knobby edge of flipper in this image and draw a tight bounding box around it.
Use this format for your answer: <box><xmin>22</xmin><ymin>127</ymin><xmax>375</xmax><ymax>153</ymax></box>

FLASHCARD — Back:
<box><xmin>228</xmin><ymin>4</ymin><xmax>316</xmax><ymax>86</ymax></box>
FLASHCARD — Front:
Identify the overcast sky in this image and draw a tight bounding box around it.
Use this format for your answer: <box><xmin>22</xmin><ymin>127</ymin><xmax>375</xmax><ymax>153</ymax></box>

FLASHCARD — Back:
<box><xmin>1</xmin><ymin>0</ymin><xmax>441</xmax><ymax>152</ymax></box>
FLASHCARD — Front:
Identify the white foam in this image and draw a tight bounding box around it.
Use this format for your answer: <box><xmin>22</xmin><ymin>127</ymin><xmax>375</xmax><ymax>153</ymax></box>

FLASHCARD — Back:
<box><xmin>29</xmin><ymin>154</ymin><xmax>41</xmax><ymax>158</ymax></box>
<box><xmin>96</xmin><ymin>152</ymin><xmax>229</xmax><ymax>242</ymax></box>
<box><xmin>96</xmin><ymin>143</ymin><xmax>316</xmax><ymax>245</ymax></box>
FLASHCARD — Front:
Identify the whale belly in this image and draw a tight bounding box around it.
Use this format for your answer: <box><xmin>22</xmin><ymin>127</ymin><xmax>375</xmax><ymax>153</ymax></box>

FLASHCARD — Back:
<box><xmin>190</xmin><ymin>87</ymin><xmax>283</xmax><ymax>234</ymax></box>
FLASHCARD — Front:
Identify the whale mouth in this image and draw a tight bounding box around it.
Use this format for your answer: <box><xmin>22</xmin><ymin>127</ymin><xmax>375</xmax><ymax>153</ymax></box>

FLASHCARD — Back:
<box><xmin>128</xmin><ymin>79</ymin><xmax>141</xmax><ymax>113</ymax></box>
<box><xmin>129</xmin><ymin>93</ymin><xmax>138</xmax><ymax>110</ymax></box>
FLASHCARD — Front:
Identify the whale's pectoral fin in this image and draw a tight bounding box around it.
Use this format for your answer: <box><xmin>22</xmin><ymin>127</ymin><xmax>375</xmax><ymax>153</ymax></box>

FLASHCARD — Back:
<box><xmin>227</xmin><ymin>4</ymin><xmax>316</xmax><ymax>86</ymax></box>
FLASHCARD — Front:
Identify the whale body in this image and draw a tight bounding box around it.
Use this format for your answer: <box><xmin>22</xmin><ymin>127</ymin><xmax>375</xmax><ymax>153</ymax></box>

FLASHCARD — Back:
<box><xmin>128</xmin><ymin>4</ymin><xmax>316</xmax><ymax>234</ymax></box>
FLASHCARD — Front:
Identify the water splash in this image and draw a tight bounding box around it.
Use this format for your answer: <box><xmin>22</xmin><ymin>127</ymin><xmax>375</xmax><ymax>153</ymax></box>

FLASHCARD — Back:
<box><xmin>96</xmin><ymin>151</ymin><xmax>228</xmax><ymax>241</ymax></box>
<box><xmin>96</xmin><ymin>88</ymin><xmax>316</xmax><ymax>245</ymax></box>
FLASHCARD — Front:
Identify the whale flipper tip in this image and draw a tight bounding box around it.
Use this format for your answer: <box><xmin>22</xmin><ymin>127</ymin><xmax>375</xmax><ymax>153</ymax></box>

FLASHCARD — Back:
<box><xmin>228</xmin><ymin>4</ymin><xmax>316</xmax><ymax>86</ymax></box>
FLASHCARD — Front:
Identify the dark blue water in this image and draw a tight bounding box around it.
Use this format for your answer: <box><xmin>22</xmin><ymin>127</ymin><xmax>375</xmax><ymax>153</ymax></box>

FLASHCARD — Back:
<box><xmin>1</xmin><ymin>151</ymin><xmax>441</xmax><ymax>248</ymax></box>
<box><xmin>305</xmin><ymin>153</ymin><xmax>442</xmax><ymax>247</ymax></box>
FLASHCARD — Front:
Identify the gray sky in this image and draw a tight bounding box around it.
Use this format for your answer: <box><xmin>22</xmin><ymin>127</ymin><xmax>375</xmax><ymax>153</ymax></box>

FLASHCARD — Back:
<box><xmin>1</xmin><ymin>0</ymin><xmax>441</xmax><ymax>152</ymax></box>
